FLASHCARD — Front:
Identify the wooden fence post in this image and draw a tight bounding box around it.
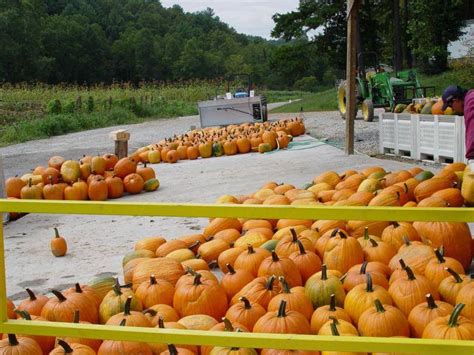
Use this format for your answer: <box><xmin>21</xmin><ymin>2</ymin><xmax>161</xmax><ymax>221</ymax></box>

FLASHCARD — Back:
<box><xmin>109</xmin><ymin>130</ymin><xmax>130</xmax><ymax>159</ymax></box>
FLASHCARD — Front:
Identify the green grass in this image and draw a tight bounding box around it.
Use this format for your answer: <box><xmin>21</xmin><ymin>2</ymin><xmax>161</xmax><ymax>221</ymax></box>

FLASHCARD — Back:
<box><xmin>419</xmin><ymin>67</ymin><xmax>473</xmax><ymax>95</ymax></box>
<box><xmin>263</xmin><ymin>90</ymin><xmax>311</xmax><ymax>103</ymax></box>
<box><xmin>270</xmin><ymin>88</ymin><xmax>337</xmax><ymax>113</ymax></box>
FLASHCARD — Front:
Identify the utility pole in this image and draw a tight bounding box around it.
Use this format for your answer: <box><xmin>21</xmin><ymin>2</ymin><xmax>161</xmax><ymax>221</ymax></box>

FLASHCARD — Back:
<box><xmin>345</xmin><ymin>0</ymin><xmax>359</xmax><ymax>155</ymax></box>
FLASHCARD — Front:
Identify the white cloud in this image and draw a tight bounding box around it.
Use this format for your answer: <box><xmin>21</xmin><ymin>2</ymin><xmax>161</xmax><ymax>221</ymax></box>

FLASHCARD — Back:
<box><xmin>160</xmin><ymin>0</ymin><xmax>299</xmax><ymax>38</ymax></box>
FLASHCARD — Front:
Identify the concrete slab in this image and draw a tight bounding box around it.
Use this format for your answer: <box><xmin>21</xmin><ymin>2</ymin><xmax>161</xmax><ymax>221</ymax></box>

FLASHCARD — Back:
<box><xmin>2</xmin><ymin>132</ymin><xmax>423</xmax><ymax>300</ymax></box>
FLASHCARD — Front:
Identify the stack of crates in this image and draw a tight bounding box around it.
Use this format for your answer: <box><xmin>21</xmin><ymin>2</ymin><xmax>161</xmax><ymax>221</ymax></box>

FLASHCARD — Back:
<box><xmin>379</xmin><ymin>112</ymin><xmax>465</xmax><ymax>163</ymax></box>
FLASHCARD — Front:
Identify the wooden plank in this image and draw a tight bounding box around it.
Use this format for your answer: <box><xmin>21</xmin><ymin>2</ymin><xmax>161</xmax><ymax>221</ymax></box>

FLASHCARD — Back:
<box><xmin>1</xmin><ymin>199</ymin><xmax>473</xmax><ymax>222</ymax></box>
<box><xmin>1</xmin><ymin>320</ymin><xmax>473</xmax><ymax>354</ymax></box>
<box><xmin>345</xmin><ymin>0</ymin><xmax>358</xmax><ymax>155</ymax></box>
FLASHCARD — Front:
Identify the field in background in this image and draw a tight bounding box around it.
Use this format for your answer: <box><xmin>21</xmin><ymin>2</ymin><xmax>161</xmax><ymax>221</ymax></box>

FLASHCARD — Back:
<box><xmin>272</xmin><ymin>67</ymin><xmax>473</xmax><ymax>114</ymax></box>
<box><xmin>0</xmin><ymin>82</ymin><xmax>308</xmax><ymax>146</ymax></box>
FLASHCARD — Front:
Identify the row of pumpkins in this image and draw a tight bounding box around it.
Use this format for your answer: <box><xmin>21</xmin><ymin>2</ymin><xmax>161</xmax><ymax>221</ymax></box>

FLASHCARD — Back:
<box><xmin>394</xmin><ymin>98</ymin><xmax>456</xmax><ymax>115</ymax></box>
<box><xmin>4</xmin><ymin>154</ymin><xmax>160</xmax><ymax>210</ymax></box>
<box><xmin>2</xmin><ymin>163</ymin><xmax>474</xmax><ymax>354</ymax></box>
<box><xmin>128</xmin><ymin>118</ymin><xmax>305</xmax><ymax>164</ymax></box>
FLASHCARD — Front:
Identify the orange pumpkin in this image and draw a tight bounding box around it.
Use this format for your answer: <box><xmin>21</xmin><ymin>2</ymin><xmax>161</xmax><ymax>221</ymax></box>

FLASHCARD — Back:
<box><xmin>113</xmin><ymin>157</ymin><xmax>137</xmax><ymax>178</ymax></box>
<box><xmin>88</xmin><ymin>175</ymin><xmax>108</xmax><ymax>201</ymax></box>
<box><xmin>123</xmin><ymin>173</ymin><xmax>144</xmax><ymax>194</ymax></box>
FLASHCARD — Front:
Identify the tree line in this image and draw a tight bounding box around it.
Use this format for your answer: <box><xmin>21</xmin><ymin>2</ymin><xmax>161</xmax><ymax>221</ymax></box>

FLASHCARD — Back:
<box><xmin>0</xmin><ymin>0</ymin><xmax>468</xmax><ymax>90</ymax></box>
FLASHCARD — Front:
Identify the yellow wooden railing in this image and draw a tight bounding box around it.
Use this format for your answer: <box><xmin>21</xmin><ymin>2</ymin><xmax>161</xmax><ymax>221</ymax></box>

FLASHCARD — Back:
<box><xmin>0</xmin><ymin>199</ymin><xmax>473</xmax><ymax>354</ymax></box>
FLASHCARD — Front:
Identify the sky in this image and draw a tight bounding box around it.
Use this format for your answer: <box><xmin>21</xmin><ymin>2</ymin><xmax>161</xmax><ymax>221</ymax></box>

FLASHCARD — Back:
<box><xmin>160</xmin><ymin>0</ymin><xmax>299</xmax><ymax>39</ymax></box>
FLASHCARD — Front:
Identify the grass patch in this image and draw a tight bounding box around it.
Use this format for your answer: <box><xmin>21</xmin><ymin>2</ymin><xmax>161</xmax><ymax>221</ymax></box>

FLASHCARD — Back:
<box><xmin>264</xmin><ymin>90</ymin><xmax>310</xmax><ymax>103</ymax></box>
<box><xmin>270</xmin><ymin>88</ymin><xmax>337</xmax><ymax>113</ymax></box>
<box><xmin>0</xmin><ymin>101</ymin><xmax>197</xmax><ymax>146</ymax></box>
<box><xmin>419</xmin><ymin>67</ymin><xmax>473</xmax><ymax>95</ymax></box>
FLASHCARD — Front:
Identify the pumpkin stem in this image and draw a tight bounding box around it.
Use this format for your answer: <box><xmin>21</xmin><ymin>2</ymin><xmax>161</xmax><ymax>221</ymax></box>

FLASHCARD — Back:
<box><xmin>143</xmin><ymin>309</ymin><xmax>157</xmax><ymax>316</ymax></box>
<box><xmin>278</xmin><ymin>276</ymin><xmax>291</xmax><ymax>294</ymax></box>
<box><xmin>360</xmin><ymin>262</ymin><xmax>368</xmax><ymax>274</ymax></box>
<box><xmin>426</xmin><ymin>293</ymin><xmax>438</xmax><ymax>309</ymax></box>
<box><xmin>271</xmin><ymin>250</ymin><xmax>279</xmax><ymax>262</ymax></box>
<box><xmin>402</xmin><ymin>236</ymin><xmax>411</xmax><ymax>246</ymax></box>
<box><xmin>366</xmin><ymin>273</ymin><xmax>374</xmax><ymax>292</ymax></box>
<box><xmin>222</xmin><ymin>317</ymin><xmax>234</xmax><ymax>331</ymax></box>
<box><xmin>188</xmin><ymin>240</ymin><xmax>201</xmax><ymax>250</ymax></box>
<box><xmin>7</xmin><ymin>334</ymin><xmax>19</xmax><ymax>346</ymax></box>
<box><xmin>445</xmin><ymin>267</ymin><xmax>464</xmax><ymax>283</ymax></box>
<box><xmin>296</xmin><ymin>239</ymin><xmax>306</xmax><ymax>255</ymax></box>
<box><xmin>391</xmin><ymin>221</ymin><xmax>400</xmax><ymax>228</ymax></box>
<box><xmin>113</xmin><ymin>283</ymin><xmax>122</xmax><ymax>296</ymax></box>
<box><xmin>240</xmin><ymin>297</ymin><xmax>251</xmax><ymax>309</ymax></box>
<box><xmin>321</xmin><ymin>264</ymin><xmax>328</xmax><ymax>280</ymax></box>
<box><xmin>25</xmin><ymin>288</ymin><xmax>37</xmax><ymax>301</ymax></box>
<box><xmin>448</xmin><ymin>303</ymin><xmax>465</xmax><ymax>328</ymax></box>
<box><xmin>374</xmin><ymin>299</ymin><xmax>386</xmax><ymax>313</ymax></box>
<box><xmin>58</xmin><ymin>340</ymin><xmax>74</xmax><ymax>353</ymax></box>
<box><xmin>51</xmin><ymin>289</ymin><xmax>67</xmax><ymax>302</ymax></box>
<box><xmin>150</xmin><ymin>275</ymin><xmax>157</xmax><ymax>285</ymax></box>
<box><xmin>193</xmin><ymin>273</ymin><xmax>202</xmax><ymax>286</ymax></box>
<box><xmin>399</xmin><ymin>259</ymin><xmax>407</xmax><ymax>270</ymax></box>
<box><xmin>14</xmin><ymin>309</ymin><xmax>31</xmax><ymax>320</ymax></box>
<box><xmin>27</xmin><ymin>178</ymin><xmax>33</xmax><ymax>187</ymax></box>
<box><xmin>226</xmin><ymin>264</ymin><xmax>236</xmax><ymax>274</ymax></box>
<box><xmin>369</xmin><ymin>238</ymin><xmax>378</xmax><ymax>248</ymax></box>
<box><xmin>290</xmin><ymin>228</ymin><xmax>298</xmax><ymax>242</ymax></box>
<box><xmin>208</xmin><ymin>260</ymin><xmax>218</xmax><ymax>269</ymax></box>
<box><xmin>75</xmin><ymin>283</ymin><xmax>83</xmax><ymax>293</ymax></box>
<box><xmin>404</xmin><ymin>266</ymin><xmax>416</xmax><ymax>280</ymax></box>
<box><xmin>329</xmin><ymin>320</ymin><xmax>340</xmax><ymax>336</ymax></box>
<box><xmin>329</xmin><ymin>294</ymin><xmax>336</xmax><ymax>312</ymax></box>
<box><xmin>363</xmin><ymin>227</ymin><xmax>369</xmax><ymax>240</ymax></box>
<box><xmin>73</xmin><ymin>310</ymin><xmax>80</xmax><ymax>323</ymax></box>
<box><xmin>119</xmin><ymin>318</ymin><xmax>127</xmax><ymax>326</ymax></box>
<box><xmin>168</xmin><ymin>344</ymin><xmax>179</xmax><ymax>355</ymax></box>
<box><xmin>277</xmin><ymin>300</ymin><xmax>287</xmax><ymax>318</ymax></box>
<box><xmin>247</xmin><ymin>245</ymin><xmax>255</xmax><ymax>254</ymax></box>
<box><xmin>338</xmin><ymin>231</ymin><xmax>347</xmax><ymax>239</ymax></box>
<box><xmin>124</xmin><ymin>296</ymin><xmax>132</xmax><ymax>316</ymax></box>
<box><xmin>265</xmin><ymin>275</ymin><xmax>276</xmax><ymax>290</ymax></box>
<box><xmin>434</xmin><ymin>249</ymin><xmax>446</xmax><ymax>263</ymax></box>
<box><xmin>184</xmin><ymin>266</ymin><xmax>196</xmax><ymax>275</ymax></box>
<box><xmin>54</xmin><ymin>227</ymin><xmax>60</xmax><ymax>238</ymax></box>
<box><xmin>158</xmin><ymin>316</ymin><xmax>165</xmax><ymax>328</ymax></box>
<box><xmin>330</xmin><ymin>228</ymin><xmax>339</xmax><ymax>237</ymax></box>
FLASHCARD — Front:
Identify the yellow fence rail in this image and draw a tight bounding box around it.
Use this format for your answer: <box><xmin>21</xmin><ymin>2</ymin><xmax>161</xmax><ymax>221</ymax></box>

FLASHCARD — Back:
<box><xmin>0</xmin><ymin>199</ymin><xmax>473</xmax><ymax>355</ymax></box>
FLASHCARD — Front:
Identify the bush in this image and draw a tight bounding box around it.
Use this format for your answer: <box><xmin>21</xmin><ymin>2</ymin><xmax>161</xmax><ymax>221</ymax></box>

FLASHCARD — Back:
<box><xmin>47</xmin><ymin>99</ymin><xmax>62</xmax><ymax>114</ymax></box>
<box><xmin>293</xmin><ymin>76</ymin><xmax>319</xmax><ymax>92</ymax></box>
<box><xmin>63</xmin><ymin>100</ymin><xmax>76</xmax><ymax>113</ymax></box>
<box><xmin>86</xmin><ymin>96</ymin><xmax>95</xmax><ymax>112</ymax></box>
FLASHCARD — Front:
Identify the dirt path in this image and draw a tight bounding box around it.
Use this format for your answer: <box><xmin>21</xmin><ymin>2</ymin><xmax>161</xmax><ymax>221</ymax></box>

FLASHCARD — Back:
<box><xmin>1</xmin><ymin>107</ymin><xmax>426</xmax><ymax>299</ymax></box>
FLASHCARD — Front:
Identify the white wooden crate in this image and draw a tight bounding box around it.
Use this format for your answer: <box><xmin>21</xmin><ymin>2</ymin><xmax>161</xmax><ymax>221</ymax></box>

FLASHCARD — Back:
<box><xmin>379</xmin><ymin>113</ymin><xmax>465</xmax><ymax>163</ymax></box>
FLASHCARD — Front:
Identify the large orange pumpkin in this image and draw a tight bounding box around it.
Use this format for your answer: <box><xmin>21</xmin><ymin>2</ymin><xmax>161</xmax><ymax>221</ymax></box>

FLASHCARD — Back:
<box><xmin>113</xmin><ymin>157</ymin><xmax>137</xmax><ymax>179</ymax></box>
<box><xmin>412</xmin><ymin>221</ymin><xmax>472</xmax><ymax>270</ymax></box>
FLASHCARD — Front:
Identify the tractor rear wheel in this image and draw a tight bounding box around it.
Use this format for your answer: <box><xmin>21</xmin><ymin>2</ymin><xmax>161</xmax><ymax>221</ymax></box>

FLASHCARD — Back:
<box><xmin>338</xmin><ymin>81</ymin><xmax>358</xmax><ymax>120</ymax></box>
<box><xmin>362</xmin><ymin>99</ymin><xmax>374</xmax><ymax>122</ymax></box>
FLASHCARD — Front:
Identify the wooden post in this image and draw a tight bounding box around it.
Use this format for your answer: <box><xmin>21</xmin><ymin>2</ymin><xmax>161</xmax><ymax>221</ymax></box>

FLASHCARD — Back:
<box><xmin>109</xmin><ymin>130</ymin><xmax>130</xmax><ymax>159</ymax></box>
<box><xmin>345</xmin><ymin>0</ymin><xmax>359</xmax><ymax>155</ymax></box>
<box><xmin>0</xmin><ymin>156</ymin><xmax>7</xmax><ymax>223</ymax></box>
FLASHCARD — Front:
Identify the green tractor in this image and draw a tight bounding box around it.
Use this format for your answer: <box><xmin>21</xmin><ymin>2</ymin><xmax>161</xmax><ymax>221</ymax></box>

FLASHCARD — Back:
<box><xmin>338</xmin><ymin>52</ymin><xmax>435</xmax><ymax>121</ymax></box>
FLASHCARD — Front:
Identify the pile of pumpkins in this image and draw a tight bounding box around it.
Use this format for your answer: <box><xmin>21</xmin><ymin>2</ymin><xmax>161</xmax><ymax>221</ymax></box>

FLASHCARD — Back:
<box><xmin>2</xmin><ymin>163</ymin><xmax>474</xmax><ymax>354</ymax></box>
<box><xmin>394</xmin><ymin>98</ymin><xmax>456</xmax><ymax>115</ymax></box>
<box><xmin>5</xmin><ymin>153</ymin><xmax>159</xmax><ymax>214</ymax></box>
<box><xmin>129</xmin><ymin>118</ymin><xmax>305</xmax><ymax>164</ymax></box>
